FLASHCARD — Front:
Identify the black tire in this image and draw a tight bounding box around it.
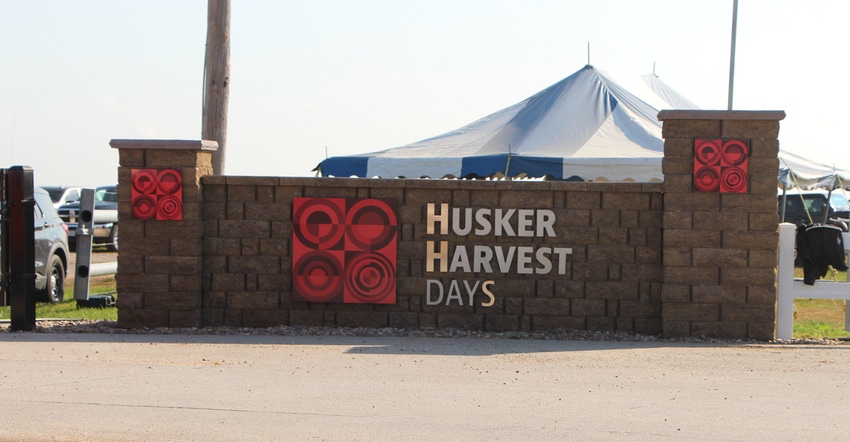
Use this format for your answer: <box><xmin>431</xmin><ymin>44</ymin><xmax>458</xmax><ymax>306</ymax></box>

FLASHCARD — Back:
<box><xmin>106</xmin><ymin>225</ymin><xmax>118</xmax><ymax>252</ymax></box>
<box><xmin>44</xmin><ymin>254</ymin><xmax>66</xmax><ymax>304</ymax></box>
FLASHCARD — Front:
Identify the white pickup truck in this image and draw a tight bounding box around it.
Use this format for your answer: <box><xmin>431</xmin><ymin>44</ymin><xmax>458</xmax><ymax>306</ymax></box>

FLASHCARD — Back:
<box><xmin>57</xmin><ymin>185</ymin><xmax>118</xmax><ymax>251</ymax></box>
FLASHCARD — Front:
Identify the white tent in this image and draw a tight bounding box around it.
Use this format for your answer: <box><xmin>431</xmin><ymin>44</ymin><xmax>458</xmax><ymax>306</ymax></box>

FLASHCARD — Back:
<box><xmin>778</xmin><ymin>149</ymin><xmax>850</xmax><ymax>190</ymax></box>
<box><xmin>316</xmin><ymin>64</ymin><xmax>847</xmax><ymax>186</ymax></box>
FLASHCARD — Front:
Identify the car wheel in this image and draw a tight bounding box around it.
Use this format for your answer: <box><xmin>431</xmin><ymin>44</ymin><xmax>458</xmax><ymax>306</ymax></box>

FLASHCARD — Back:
<box><xmin>44</xmin><ymin>255</ymin><xmax>66</xmax><ymax>304</ymax></box>
<box><xmin>106</xmin><ymin>225</ymin><xmax>118</xmax><ymax>252</ymax></box>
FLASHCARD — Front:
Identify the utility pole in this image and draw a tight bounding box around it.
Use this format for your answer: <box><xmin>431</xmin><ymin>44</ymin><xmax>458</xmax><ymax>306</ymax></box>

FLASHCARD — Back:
<box><xmin>202</xmin><ymin>0</ymin><xmax>230</xmax><ymax>175</ymax></box>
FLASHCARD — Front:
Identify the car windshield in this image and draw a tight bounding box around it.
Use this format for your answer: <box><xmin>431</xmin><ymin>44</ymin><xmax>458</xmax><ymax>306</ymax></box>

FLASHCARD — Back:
<box><xmin>45</xmin><ymin>188</ymin><xmax>65</xmax><ymax>202</ymax></box>
<box><xmin>830</xmin><ymin>192</ymin><xmax>850</xmax><ymax>212</ymax></box>
<box><xmin>95</xmin><ymin>187</ymin><xmax>117</xmax><ymax>202</ymax></box>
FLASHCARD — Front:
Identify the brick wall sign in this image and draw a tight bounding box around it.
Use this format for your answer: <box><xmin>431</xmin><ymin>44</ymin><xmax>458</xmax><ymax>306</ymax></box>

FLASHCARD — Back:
<box><xmin>693</xmin><ymin>138</ymin><xmax>749</xmax><ymax>193</ymax></box>
<box><xmin>131</xmin><ymin>168</ymin><xmax>183</xmax><ymax>220</ymax></box>
<box><xmin>292</xmin><ymin>197</ymin><xmax>397</xmax><ymax>304</ymax></box>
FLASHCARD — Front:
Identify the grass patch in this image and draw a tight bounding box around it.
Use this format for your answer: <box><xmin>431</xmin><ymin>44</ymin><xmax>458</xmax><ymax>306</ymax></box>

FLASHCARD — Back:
<box><xmin>792</xmin><ymin>267</ymin><xmax>850</xmax><ymax>339</ymax></box>
<box><xmin>793</xmin><ymin>298</ymin><xmax>850</xmax><ymax>339</ymax></box>
<box><xmin>0</xmin><ymin>278</ymin><xmax>117</xmax><ymax>321</ymax></box>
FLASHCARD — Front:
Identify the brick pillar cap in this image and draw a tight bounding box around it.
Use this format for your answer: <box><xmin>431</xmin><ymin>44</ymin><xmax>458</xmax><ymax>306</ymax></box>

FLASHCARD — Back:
<box><xmin>657</xmin><ymin>110</ymin><xmax>786</xmax><ymax>121</ymax></box>
<box><xmin>109</xmin><ymin>139</ymin><xmax>219</xmax><ymax>151</ymax></box>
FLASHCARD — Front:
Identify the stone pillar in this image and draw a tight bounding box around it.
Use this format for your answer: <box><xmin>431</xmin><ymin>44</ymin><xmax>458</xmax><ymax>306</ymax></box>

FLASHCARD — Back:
<box><xmin>110</xmin><ymin>139</ymin><xmax>217</xmax><ymax>328</ymax></box>
<box><xmin>658</xmin><ymin>110</ymin><xmax>784</xmax><ymax>340</ymax></box>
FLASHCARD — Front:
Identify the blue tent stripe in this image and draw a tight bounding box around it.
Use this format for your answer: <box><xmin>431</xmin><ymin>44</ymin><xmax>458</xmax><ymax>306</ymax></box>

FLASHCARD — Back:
<box><xmin>318</xmin><ymin>156</ymin><xmax>369</xmax><ymax>177</ymax></box>
<box><xmin>460</xmin><ymin>155</ymin><xmax>508</xmax><ymax>178</ymax></box>
<box><xmin>461</xmin><ymin>155</ymin><xmax>563</xmax><ymax>179</ymax></box>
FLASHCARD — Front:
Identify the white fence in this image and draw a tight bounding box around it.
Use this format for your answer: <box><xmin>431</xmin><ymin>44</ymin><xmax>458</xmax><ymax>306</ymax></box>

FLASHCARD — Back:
<box><xmin>776</xmin><ymin>222</ymin><xmax>850</xmax><ymax>339</ymax></box>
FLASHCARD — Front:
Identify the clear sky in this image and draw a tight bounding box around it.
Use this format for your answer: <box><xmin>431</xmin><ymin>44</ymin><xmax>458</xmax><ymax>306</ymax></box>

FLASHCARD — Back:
<box><xmin>2</xmin><ymin>0</ymin><xmax>848</xmax><ymax>187</ymax></box>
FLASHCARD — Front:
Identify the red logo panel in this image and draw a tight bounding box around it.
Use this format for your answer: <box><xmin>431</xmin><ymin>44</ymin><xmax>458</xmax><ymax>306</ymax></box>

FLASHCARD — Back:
<box><xmin>292</xmin><ymin>197</ymin><xmax>397</xmax><ymax>304</ymax></box>
<box><xmin>131</xmin><ymin>169</ymin><xmax>183</xmax><ymax>220</ymax></box>
<box><xmin>694</xmin><ymin>139</ymin><xmax>748</xmax><ymax>193</ymax></box>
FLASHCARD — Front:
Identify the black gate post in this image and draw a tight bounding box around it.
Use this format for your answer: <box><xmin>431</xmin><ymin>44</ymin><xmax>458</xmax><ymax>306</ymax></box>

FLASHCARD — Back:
<box><xmin>6</xmin><ymin>166</ymin><xmax>36</xmax><ymax>331</ymax></box>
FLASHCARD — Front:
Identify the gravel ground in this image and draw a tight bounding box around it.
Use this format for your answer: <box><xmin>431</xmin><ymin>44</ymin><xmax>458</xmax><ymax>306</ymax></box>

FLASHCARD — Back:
<box><xmin>3</xmin><ymin>319</ymin><xmax>847</xmax><ymax>346</ymax></box>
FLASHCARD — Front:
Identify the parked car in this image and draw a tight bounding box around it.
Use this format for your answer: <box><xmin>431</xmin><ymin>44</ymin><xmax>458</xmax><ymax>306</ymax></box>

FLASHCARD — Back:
<box><xmin>41</xmin><ymin>185</ymin><xmax>82</xmax><ymax>209</ymax></box>
<box><xmin>0</xmin><ymin>187</ymin><xmax>70</xmax><ymax>304</ymax></box>
<box><xmin>57</xmin><ymin>185</ymin><xmax>118</xmax><ymax>252</ymax></box>
<box><xmin>778</xmin><ymin>189</ymin><xmax>850</xmax><ymax>231</ymax></box>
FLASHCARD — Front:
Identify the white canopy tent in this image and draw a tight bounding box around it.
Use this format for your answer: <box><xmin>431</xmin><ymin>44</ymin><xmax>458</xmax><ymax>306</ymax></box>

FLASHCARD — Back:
<box><xmin>778</xmin><ymin>149</ymin><xmax>850</xmax><ymax>190</ymax></box>
<box><xmin>316</xmin><ymin>64</ymin><xmax>847</xmax><ymax>187</ymax></box>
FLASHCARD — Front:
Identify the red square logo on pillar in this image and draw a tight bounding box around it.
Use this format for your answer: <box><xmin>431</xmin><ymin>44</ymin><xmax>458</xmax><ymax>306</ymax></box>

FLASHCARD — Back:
<box><xmin>292</xmin><ymin>197</ymin><xmax>397</xmax><ymax>304</ymax></box>
<box><xmin>131</xmin><ymin>169</ymin><xmax>183</xmax><ymax>220</ymax></box>
<box><xmin>694</xmin><ymin>139</ymin><xmax>749</xmax><ymax>193</ymax></box>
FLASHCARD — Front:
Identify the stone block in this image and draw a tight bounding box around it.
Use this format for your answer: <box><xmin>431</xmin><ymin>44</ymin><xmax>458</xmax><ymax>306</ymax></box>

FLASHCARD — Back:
<box><xmin>116</xmin><ymin>291</ymin><xmax>144</xmax><ymax>309</ymax></box>
<box><xmin>720</xmin><ymin>194</ymin><xmax>776</xmax><ymax>213</ymax></box>
<box><xmin>692</xmin><ymin>248</ymin><xmax>748</xmax><ymax>267</ymax></box>
<box><xmin>200</xmin><ymin>308</ymin><xmax>225</xmax><ymax>326</ymax></box>
<box><xmin>117</xmin><ymin>308</ymin><xmax>169</xmax><ymax>329</ymax></box>
<box><xmin>663</xmin><ymin>302</ymin><xmax>719</xmax><ymax>322</ymax></box>
<box><xmin>117</xmin><ymin>273</ymin><xmax>170</xmax><ymax>293</ymax></box>
<box><xmin>587</xmin><ymin>245</ymin><xmax>635</xmax><ymax>264</ymax></box>
<box><xmin>591</xmin><ymin>209</ymin><xmax>620</xmax><ymax>227</ymax></box>
<box><xmin>748</xmin><ymin>322</ymin><xmax>776</xmax><ymax>341</ymax></box>
<box><xmin>690</xmin><ymin>321</ymin><xmax>748</xmax><ymax>339</ymax></box>
<box><xmin>602</xmin><ymin>192</ymin><xmax>652</xmax><ymax>210</ymax></box>
<box><xmin>585</xmin><ymin>281</ymin><xmax>639</xmax><ymax>300</ymax></box>
<box><xmin>721</xmin><ymin>120</ymin><xmax>780</xmax><ymax>139</ymax></box>
<box><xmin>662</xmin><ymin>119</ymin><xmax>722</xmax><ymax>138</ymax></box>
<box><xmin>169</xmin><ymin>309</ymin><xmax>201</xmax><ymax>328</ymax></box>
<box><xmin>565</xmin><ymin>191</ymin><xmax>600</xmax><ymax>209</ymax></box>
<box><xmin>620</xmin><ymin>264</ymin><xmax>662</xmax><ymax>282</ymax></box>
<box><xmin>721</xmin><ymin>304</ymin><xmax>775</xmax><ymax>323</ymax></box>
<box><xmin>747</xmin><ymin>285</ymin><xmax>777</xmax><ymax>306</ymax></box>
<box><xmin>499</xmin><ymin>190</ymin><xmax>554</xmax><ymax>208</ymax></box>
<box><xmin>664</xmin><ymin>192</ymin><xmax>720</xmax><ymax>211</ymax></box>
<box><xmin>227</xmin><ymin>291</ymin><xmax>280</xmax><ymax>309</ymax></box>
<box><xmin>692</xmin><ymin>284</ymin><xmax>747</xmax><ymax>304</ymax></box>
<box><xmin>533</xmin><ymin>315</ymin><xmax>586</xmax><ymax>331</ymax></box>
<box><xmin>145</xmin><ymin>256</ymin><xmax>201</xmax><ymax>274</ymax></box>
<box><xmin>664</xmin><ymin>266</ymin><xmax>719</xmax><ymax>285</ymax></box>
<box><xmin>586</xmin><ymin>316</ymin><xmax>617</xmax><ymax>332</ymax></box>
<box><xmin>228</xmin><ymin>256</ymin><xmax>281</xmax><ymax>274</ymax></box>
<box><xmin>692</xmin><ymin>212</ymin><xmax>748</xmax><ymax>231</ymax></box>
<box><xmin>598</xmin><ymin>227</ymin><xmax>628</xmax><ymax>245</ymax></box>
<box><xmin>749</xmin><ymin>212</ymin><xmax>780</xmax><ymax>232</ymax></box>
<box><xmin>484</xmin><ymin>315</ymin><xmax>521</xmax><ymax>332</ymax></box>
<box><xmin>246</xmin><ymin>202</ymin><xmax>289</xmax><ymax>222</ymax></box>
<box><xmin>618</xmin><ymin>299</ymin><xmax>661</xmax><ymax>319</ymax></box>
<box><xmin>290</xmin><ymin>310</ymin><xmax>325</xmax><ymax>327</ymax></box>
<box><xmin>721</xmin><ymin>267</ymin><xmax>776</xmax><ymax>286</ymax></box>
<box><xmin>523</xmin><ymin>298</ymin><xmax>571</xmax><ymax>316</ymax></box>
<box><xmin>571</xmin><ymin>298</ymin><xmax>605</xmax><ymax>316</ymax></box>
<box><xmin>389</xmin><ymin>312</ymin><xmax>420</xmax><ymax>329</ymax></box>
<box><xmin>664</xmin><ymin>229</ymin><xmax>721</xmax><ymax>248</ymax></box>
<box><xmin>212</xmin><ymin>273</ymin><xmax>245</xmax><ymax>291</ymax></box>
<box><xmin>634</xmin><ymin>318</ymin><xmax>662</xmax><ymax>335</ymax></box>
<box><xmin>437</xmin><ymin>313</ymin><xmax>483</xmax><ymax>330</ymax></box>
<box><xmin>661</xmin><ymin>156</ymin><xmax>693</xmax><ymax>175</ymax></box>
<box><xmin>721</xmin><ymin>230</ymin><xmax>777</xmax><ymax>251</ymax></box>
<box><xmin>169</xmin><ymin>274</ymin><xmax>203</xmax><ymax>292</ymax></box>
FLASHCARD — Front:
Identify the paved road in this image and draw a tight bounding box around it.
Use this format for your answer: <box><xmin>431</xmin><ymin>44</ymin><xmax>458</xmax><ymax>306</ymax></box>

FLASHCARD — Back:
<box><xmin>1</xmin><ymin>332</ymin><xmax>848</xmax><ymax>441</ymax></box>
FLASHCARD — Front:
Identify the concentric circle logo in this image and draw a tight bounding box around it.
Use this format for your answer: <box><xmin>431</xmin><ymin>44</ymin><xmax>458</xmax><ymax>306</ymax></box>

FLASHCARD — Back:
<box><xmin>345</xmin><ymin>252</ymin><xmax>395</xmax><ymax>303</ymax></box>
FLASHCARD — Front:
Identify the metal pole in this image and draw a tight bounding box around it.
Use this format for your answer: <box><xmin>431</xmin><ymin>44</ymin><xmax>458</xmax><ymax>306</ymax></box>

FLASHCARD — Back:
<box><xmin>727</xmin><ymin>0</ymin><xmax>738</xmax><ymax>111</ymax></box>
<box><xmin>7</xmin><ymin>166</ymin><xmax>36</xmax><ymax>331</ymax></box>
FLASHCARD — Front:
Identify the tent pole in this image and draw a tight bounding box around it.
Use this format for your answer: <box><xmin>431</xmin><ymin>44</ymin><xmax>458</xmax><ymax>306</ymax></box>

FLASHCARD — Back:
<box><xmin>780</xmin><ymin>183</ymin><xmax>787</xmax><ymax>223</ymax></box>
<box><xmin>727</xmin><ymin>0</ymin><xmax>738</xmax><ymax>111</ymax></box>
